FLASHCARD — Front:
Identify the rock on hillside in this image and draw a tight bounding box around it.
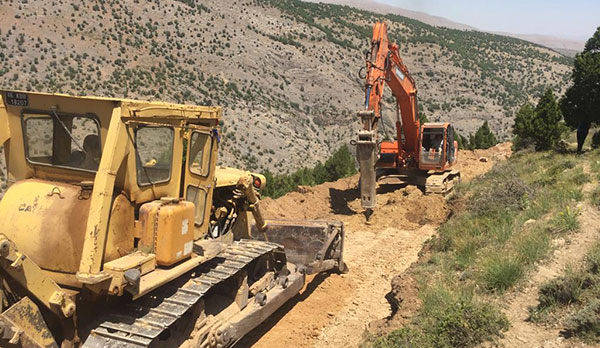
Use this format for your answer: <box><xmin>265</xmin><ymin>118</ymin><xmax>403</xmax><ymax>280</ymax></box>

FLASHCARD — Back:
<box><xmin>0</xmin><ymin>0</ymin><xmax>571</xmax><ymax>173</ymax></box>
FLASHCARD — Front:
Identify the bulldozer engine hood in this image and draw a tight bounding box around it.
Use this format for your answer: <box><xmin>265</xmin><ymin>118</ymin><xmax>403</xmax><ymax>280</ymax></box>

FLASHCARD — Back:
<box><xmin>0</xmin><ymin>179</ymin><xmax>91</xmax><ymax>274</ymax></box>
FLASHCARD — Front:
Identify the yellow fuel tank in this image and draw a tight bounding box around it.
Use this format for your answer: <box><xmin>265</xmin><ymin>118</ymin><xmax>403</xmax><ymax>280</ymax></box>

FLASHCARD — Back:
<box><xmin>139</xmin><ymin>198</ymin><xmax>195</xmax><ymax>266</ymax></box>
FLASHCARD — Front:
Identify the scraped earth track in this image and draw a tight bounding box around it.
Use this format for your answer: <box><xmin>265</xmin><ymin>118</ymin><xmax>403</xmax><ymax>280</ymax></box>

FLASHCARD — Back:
<box><xmin>235</xmin><ymin>143</ymin><xmax>512</xmax><ymax>348</ymax></box>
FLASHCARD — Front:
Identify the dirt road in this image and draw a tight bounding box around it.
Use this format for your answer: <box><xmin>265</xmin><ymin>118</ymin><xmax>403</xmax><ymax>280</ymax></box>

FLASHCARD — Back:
<box><xmin>236</xmin><ymin>143</ymin><xmax>512</xmax><ymax>348</ymax></box>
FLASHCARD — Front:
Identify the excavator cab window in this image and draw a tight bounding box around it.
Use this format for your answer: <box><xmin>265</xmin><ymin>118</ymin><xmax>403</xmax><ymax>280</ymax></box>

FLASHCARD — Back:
<box><xmin>447</xmin><ymin>126</ymin><xmax>456</xmax><ymax>163</ymax></box>
<box><xmin>420</xmin><ymin>127</ymin><xmax>445</xmax><ymax>166</ymax></box>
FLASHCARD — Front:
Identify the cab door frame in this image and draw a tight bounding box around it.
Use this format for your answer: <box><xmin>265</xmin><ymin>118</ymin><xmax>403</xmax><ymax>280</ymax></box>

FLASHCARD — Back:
<box><xmin>183</xmin><ymin>125</ymin><xmax>218</xmax><ymax>240</ymax></box>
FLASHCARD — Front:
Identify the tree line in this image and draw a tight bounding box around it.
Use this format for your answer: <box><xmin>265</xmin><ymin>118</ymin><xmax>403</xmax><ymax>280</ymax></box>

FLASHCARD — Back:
<box><xmin>512</xmin><ymin>27</ymin><xmax>600</xmax><ymax>152</ymax></box>
<box><xmin>261</xmin><ymin>145</ymin><xmax>357</xmax><ymax>198</ymax></box>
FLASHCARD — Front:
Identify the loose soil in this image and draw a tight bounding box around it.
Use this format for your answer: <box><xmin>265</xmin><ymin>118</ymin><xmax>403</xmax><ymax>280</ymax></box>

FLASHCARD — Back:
<box><xmin>235</xmin><ymin>143</ymin><xmax>512</xmax><ymax>348</ymax></box>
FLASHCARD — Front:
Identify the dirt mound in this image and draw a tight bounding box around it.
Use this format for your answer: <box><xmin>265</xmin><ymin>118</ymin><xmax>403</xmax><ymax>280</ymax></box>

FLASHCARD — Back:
<box><xmin>456</xmin><ymin>142</ymin><xmax>512</xmax><ymax>181</ymax></box>
<box><xmin>260</xmin><ymin>176</ymin><xmax>358</xmax><ymax>221</ymax></box>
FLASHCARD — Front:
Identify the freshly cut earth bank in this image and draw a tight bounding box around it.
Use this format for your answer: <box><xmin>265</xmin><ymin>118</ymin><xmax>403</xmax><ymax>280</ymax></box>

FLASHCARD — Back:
<box><xmin>236</xmin><ymin>143</ymin><xmax>511</xmax><ymax>348</ymax></box>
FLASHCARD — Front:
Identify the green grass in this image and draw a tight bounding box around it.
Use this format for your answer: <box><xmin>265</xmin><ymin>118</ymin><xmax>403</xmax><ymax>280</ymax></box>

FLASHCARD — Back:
<box><xmin>515</xmin><ymin>227</ymin><xmax>551</xmax><ymax>265</ymax></box>
<box><xmin>368</xmin><ymin>285</ymin><xmax>509</xmax><ymax>348</ymax></box>
<box><xmin>591</xmin><ymin>187</ymin><xmax>600</xmax><ymax>207</ymax></box>
<box><xmin>481</xmin><ymin>255</ymin><xmax>524</xmax><ymax>292</ymax></box>
<box><xmin>548</xmin><ymin>206</ymin><xmax>581</xmax><ymax>234</ymax></box>
<box><xmin>367</xmin><ymin>148</ymin><xmax>592</xmax><ymax>348</ymax></box>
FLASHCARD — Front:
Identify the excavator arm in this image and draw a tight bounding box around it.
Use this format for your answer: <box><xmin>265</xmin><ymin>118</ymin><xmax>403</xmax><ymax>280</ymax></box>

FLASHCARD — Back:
<box><xmin>357</xmin><ymin>22</ymin><xmax>420</xmax><ymax>212</ymax></box>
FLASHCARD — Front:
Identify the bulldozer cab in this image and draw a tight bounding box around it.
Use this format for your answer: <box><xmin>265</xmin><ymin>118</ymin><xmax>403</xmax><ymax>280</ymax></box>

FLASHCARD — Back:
<box><xmin>0</xmin><ymin>90</ymin><xmax>221</xmax><ymax>283</ymax></box>
<box><xmin>419</xmin><ymin>123</ymin><xmax>456</xmax><ymax>170</ymax></box>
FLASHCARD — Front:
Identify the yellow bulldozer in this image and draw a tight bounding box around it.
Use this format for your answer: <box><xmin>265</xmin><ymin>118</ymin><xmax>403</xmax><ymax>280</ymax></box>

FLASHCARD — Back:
<box><xmin>0</xmin><ymin>90</ymin><xmax>345</xmax><ymax>348</ymax></box>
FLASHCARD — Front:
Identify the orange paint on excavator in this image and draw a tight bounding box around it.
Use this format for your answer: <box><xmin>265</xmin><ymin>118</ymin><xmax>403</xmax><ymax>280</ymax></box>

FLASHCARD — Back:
<box><xmin>356</xmin><ymin>22</ymin><xmax>460</xmax><ymax>213</ymax></box>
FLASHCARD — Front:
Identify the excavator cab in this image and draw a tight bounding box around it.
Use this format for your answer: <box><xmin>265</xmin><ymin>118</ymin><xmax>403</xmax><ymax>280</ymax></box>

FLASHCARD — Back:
<box><xmin>419</xmin><ymin>123</ymin><xmax>457</xmax><ymax>170</ymax></box>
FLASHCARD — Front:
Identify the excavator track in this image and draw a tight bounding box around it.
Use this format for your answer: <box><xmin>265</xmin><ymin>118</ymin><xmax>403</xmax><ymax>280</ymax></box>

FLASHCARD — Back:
<box><xmin>377</xmin><ymin>169</ymin><xmax>461</xmax><ymax>196</ymax></box>
<box><xmin>424</xmin><ymin>169</ymin><xmax>461</xmax><ymax>195</ymax></box>
<box><xmin>82</xmin><ymin>239</ymin><xmax>283</xmax><ymax>348</ymax></box>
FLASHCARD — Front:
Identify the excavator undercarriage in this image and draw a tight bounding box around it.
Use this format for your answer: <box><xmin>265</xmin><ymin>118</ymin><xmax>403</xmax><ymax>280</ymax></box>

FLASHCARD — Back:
<box><xmin>377</xmin><ymin>168</ymin><xmax>461</xmax><ymax>195</ymax></box>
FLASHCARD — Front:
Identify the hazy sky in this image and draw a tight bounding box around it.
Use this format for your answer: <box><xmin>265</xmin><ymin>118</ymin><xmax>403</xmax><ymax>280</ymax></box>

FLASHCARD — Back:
<box><xmin>377</xmin><ymin>0</ymin><xmax>598</xmax><ymax>40</ymax></box>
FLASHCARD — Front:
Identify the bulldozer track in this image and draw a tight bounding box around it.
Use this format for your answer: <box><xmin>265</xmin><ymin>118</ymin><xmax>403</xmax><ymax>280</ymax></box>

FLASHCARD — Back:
<box><xmin>82</xmin><ymin>239</ymin><xmax>283</xmax><ymax>348</ymax></box>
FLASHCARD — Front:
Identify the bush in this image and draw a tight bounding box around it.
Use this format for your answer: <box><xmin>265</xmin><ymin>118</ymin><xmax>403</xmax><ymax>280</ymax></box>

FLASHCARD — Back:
<box><xmin>565</xmin><ymin>299</ymin><xmax>600</xmax><ymax>340</ymax></box>
<box><xmin>468</xmin><ymin>167</ymin><xmax>532</xmax><ymax>216</ymax></box>
<box><xmin>419</xmin><ymin>287</ymin><xmax>510</xmax><ymax>347</ymax></box>
<box><xmin>586</xmin><ymin>243</ymin><xmax>600</xmax><ymax>274</ymax></box>
<box><xmin>370</xmin><ymin>286</ymin><xmax>509</xmax><ymax>348</ymax></box>
<box><xmin>538</xmin><ymin>269</ymin><xmax>590</xmax><ymax>308</ymax></box>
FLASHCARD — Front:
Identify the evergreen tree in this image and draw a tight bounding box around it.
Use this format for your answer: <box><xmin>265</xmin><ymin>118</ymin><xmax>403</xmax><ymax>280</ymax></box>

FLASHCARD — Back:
<box><xmin>532</xmin><ymin>89</ymin><xmax>566</xmax><ymax>151</ymax></box>
<box><xmin>455</xmin><ymin>132</ymin><xmax>470</xmax><ymax>150</ymax></box>
<box><xmin>261</xmin><ymin>145</ymin><xmax>357</xmax><ymax>198</ymax></box>
<box><xmin>512</xmin><ymin>103</ymin><xmax>535</xmax><ymax>150</ymax></box>
<box><xmin>323</xmin><ymin>145</ymin><xmax>357</xmax><ymax>182</ymax></box>
<box><xmin>469</xmin><ymin>121</ymin><xmax>498</xmax><ymax>149</ymax></box>
<box><xmin>560</xmin><ymin>27</ymin><xmax>600</xmax><ymax>153</ymax></box>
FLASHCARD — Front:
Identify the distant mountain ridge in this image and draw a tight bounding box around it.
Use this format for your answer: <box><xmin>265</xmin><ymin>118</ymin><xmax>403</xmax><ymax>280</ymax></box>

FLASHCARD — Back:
<box><xmin>305</xmin><ymin>0</ymin><xmax>585</xmax><ymax>54</ymax></box>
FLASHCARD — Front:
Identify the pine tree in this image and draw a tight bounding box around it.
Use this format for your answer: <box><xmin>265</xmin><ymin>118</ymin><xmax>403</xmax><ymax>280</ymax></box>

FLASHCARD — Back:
<box><xmin>512</xmin><ymin>103</ymin><xmax>535</xmax><ymax>150</ymax></box>
<box><xmin>469</xmin><ymin>121</ymin><xmax>498</xmax><ymax>149</ymax></box>
<box><xmin>261</xmin><ymin>145</ymin><xmax>357</xmax><ymax>198</ymax></box>
<box><xmin>323</xmin><ymin>145</ymin><xmax>357</xmax><ymax>182</ymax></box>
<box><xmin>455</xmin><ymin>132</ymin><xmax>470</xmax><ymax>150</ymax></box>
<box><xmin>532</xmin><ymin>89</ymin><xmax>565</xmax><ymax>151</ymax></box>
<box><xmin>560</xmin><ymin>27</ymin><xmax>600</xmax><ymax>153</ymax></box>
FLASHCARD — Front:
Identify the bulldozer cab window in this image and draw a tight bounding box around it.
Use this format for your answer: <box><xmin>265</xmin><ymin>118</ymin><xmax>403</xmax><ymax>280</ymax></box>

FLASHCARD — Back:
<box><xmin>135</xmin><ymin>126</ymin><xmax>174</xmax><ymax>186</ymax></box>
<box><xmin>186</xmin><ymin>185</ymin><xmax>207</xmax><ymax>227</ymax></box>
<box><xmin>23</xmin><ymin>113</ymin><xmax>101</xmax><ymax>172</ymax></box>
<box><xmin>189</xmin><ymin>131</ymin><xmax>212</xmax><ymax>177</ymax></box>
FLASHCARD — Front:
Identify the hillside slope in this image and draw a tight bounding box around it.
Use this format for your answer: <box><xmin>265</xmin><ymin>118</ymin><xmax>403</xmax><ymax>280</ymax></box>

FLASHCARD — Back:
<box><xmin>0</xmin><ymin>0</ymin><xmax>572</xmax><ymax>173</ymax></box>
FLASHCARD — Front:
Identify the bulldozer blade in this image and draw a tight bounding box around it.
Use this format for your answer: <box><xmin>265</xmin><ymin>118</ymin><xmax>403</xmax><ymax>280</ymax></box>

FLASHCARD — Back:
<box><xmin>0</xmin><ymin>297</ymin><xmax>58</xmax><ymax>348</ymax></box>
<box><xmin>251</xmin><ymin>220</ymin><xmax>346</xmax><ymax>274</ymax></box>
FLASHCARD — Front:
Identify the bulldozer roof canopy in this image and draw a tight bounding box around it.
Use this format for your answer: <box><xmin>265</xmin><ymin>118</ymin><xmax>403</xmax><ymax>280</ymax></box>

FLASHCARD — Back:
<box><xmin>0</xmin><ymin>89</ymin><xmax>222</xmax><ymax>120</ymax></box>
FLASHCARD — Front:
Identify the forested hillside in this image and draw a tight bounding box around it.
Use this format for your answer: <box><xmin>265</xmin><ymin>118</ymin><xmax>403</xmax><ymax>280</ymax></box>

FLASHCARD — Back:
<box><xmin>0</xmin><ymin>0</ymin><xmax>572</xmax><ymax>172</ymax></box>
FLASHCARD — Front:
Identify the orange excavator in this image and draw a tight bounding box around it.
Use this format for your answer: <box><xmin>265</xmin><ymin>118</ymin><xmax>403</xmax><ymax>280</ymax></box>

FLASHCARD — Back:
<box><xmin>355</xmin><ymin>22</ymin><xmax>460</xmax><ymax>215</ymax></box>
